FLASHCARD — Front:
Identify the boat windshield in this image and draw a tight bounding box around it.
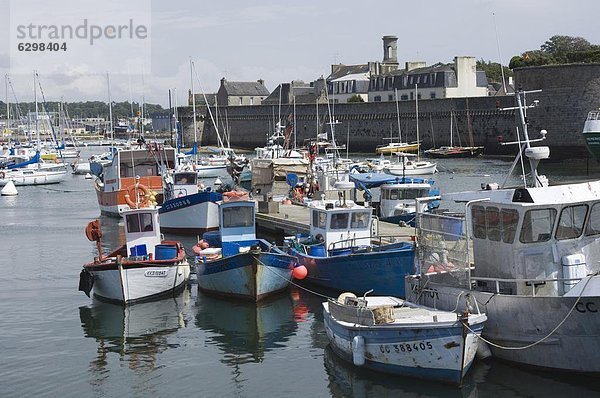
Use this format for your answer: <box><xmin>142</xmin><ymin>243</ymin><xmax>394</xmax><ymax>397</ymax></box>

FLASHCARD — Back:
<box><xmin>222</xmin><ymin>206</ymin><xmax>254</xmax><ymax>228</ymax></box>
<box><xmin>330</xmin><ymin>213</ymin><xmax>349</xmax><ymax>230</ymax></box>
<box><xmin>126</xmin><ymin>213</ymin><xmax>154</xmax><ymax>233</ymax></box>
<box><xmin>175</xmin><ymin>172</ymin><xmax>197</xmax><ymax>185</ymax></box>
<box><xmin>351</xmin><ymin>212</ymin><xmax>370</xmax><ymax>229</ymax></box>
<box><xmin>519</xmin><ymin>208</ymin><xmax>556</xmax><ymax>243</ymax></box>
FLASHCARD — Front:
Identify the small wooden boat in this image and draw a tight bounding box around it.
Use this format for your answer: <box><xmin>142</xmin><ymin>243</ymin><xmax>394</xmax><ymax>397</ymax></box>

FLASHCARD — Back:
<box><xmin>323</xmin><ymin>293</ymin><xmax>487</xmax><ymax>386</ymax></box>
<box><xmin>79</xmin><ymin>207</ymin><xmax>191</xmax><ymax>305</ymax></box>
<box><xmin>194</xmin><ymin>193</ymin><xmax>296</xmax><ymax>301</ymax></box>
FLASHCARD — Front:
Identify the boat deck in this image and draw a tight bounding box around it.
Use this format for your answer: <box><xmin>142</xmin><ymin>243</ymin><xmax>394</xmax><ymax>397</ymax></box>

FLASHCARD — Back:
<box><xmin>255</xmin><ymin>203</ymin><xmax>415</xmax><ymax>243</ymax></box>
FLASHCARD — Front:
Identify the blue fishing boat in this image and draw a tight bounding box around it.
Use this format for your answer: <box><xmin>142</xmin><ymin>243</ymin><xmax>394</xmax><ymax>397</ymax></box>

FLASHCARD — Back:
<box><xmin>194</xmin><ymin>194</ymin><xmax>295</xmax><ymax>301</ymax></box>
<box><xmin>323</xmin><ymin>293</ymin><xmax>487</xmax><ymax>386</ymax></box>
<box><xmin>286</xmin><ymin>196</ymin><xmax>415</xmax><ymax>297</ymax></box>
<box><xmin>350</xmin><ymin>172</ymin><xmax>439</xmax><ymax>226</ymax></box>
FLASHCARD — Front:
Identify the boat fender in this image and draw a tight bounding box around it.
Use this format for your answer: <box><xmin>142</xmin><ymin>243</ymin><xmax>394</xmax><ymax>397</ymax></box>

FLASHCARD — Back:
<box><xmin>124</xmin><ymin>183</ymin><xmax>150</xmax><ymax>209</ymax></box>
<box><xmin>352</xmin><ymin>335</ymin><xmax>366</xmax><ymax>366</ymax></box>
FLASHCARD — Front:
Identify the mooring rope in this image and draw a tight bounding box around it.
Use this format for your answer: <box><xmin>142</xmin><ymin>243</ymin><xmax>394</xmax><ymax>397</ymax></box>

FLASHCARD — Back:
<box><xmin>463</xmin><ymin>272</ymin><xmax>597</xmax><ymax>351</ymax></box>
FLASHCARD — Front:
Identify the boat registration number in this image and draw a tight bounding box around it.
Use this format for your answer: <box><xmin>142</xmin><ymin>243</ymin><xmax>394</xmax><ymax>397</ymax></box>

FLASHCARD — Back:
<box><xmin>379</xmin><ymin>341</ymin><xmax>433</xmax><ymax>354</ymax></box>
<box><xmin>145</xmin><ymin>269</ymin><xmax>169</xmax><ymax>277</ymax></box>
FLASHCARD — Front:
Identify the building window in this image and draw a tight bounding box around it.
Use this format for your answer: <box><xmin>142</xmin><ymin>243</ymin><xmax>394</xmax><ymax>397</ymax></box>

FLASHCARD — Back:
<box><xmin>374</xmin><ymin>96</ymin><xmax>381</xmax><ymax>102</ymax></box>
<box><xmin>250</xmin><ymin>97</ymin><xmax>254</xmax><ymax>105</ymax></box>
<box><xmin>239</xmin><ymin>97</ymin><xmax>243</xmax><ymax>105</ymax></box>
<box><xmin>410</xmin><ymin>92</ymin><xmax>414</xmax><ymax>100</ymax></box>
<box><xmin>388</xmin><ymin>95</ymin><xmax>393</xmax><ymax>101</ymax></box>
<box><xmin>430</xmin><ymin>92</ymin><xmax>436</xmax><ymax>99</ymax></box>
<box><xmin>401</xmin><ymin>95</ymin><xmax>408</xmax><ymax>101</ymax></box>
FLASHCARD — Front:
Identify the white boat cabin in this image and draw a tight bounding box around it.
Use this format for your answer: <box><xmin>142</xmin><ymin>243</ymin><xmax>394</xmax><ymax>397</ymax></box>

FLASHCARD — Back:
<box><xmin>447</xmin><ymin>182</ymin><xmax>600</xmax><ymax>297</ymax></box>
<box><xmin>380</xmin><ymin>182</ymin><xmax>431</xmax><ymax>218</ymax></box>
<box><xmin>219</xmin><ymin>200</ymin><xmax>257</xmax><ymax>256</ymax></box>
<box><xmin>102</xmin><ymin>147</ymin><xmax>176</xmax><ymax>191</ymax></box>
<box><xmin>309</xmin><ymin>199</ymin><xmax>372</xmax><ymax>252</ymax></box>
<box><xmin>123</xmin><ymin>207</ymin><xmax>163</xmax><ymax>258</ymax></box>
<box><xmin>169</xmin><ymin>171</ymin><xmax>198</xmax><ymax>198</ymax></box>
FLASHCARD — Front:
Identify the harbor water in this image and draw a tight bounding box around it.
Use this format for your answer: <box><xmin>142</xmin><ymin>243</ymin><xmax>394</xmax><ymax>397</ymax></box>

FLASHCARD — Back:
<box><xmin>2</xmin><ymin>151</ymin><xmax>600</xmax><ymax>397</ymax></box>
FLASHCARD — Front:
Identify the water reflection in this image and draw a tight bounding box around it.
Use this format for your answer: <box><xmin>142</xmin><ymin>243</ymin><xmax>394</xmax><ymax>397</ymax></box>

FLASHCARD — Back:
<box><xmin>194</xmin><ymin>291</ymin><xmax>299</xmax><ymax>365</ymax></box>
<box><xmin>323</xmin><ymin>345</ymin><xmax>478</xmax><ymax>398</ymax></box>
<box><xmin>79</xmin><ymin>289</ymin><xmax>191</xmax><ymax>375</ymax></box>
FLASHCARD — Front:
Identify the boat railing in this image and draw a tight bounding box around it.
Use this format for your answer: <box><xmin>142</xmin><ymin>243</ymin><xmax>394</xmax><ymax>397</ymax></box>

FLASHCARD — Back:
<box><xmin>327</xmin><ymin>234</ymin><xmax>414</xmax><ymax>253</ymax></box>
<box><xmin>587</xmin><ymin>111</ymin><xmax>600</xmax><ymax>121</ymax></box>
<box><xmin>469</xmin><ymin>275</ymin><xmax>587</xmax><ymax>297</ymax></box>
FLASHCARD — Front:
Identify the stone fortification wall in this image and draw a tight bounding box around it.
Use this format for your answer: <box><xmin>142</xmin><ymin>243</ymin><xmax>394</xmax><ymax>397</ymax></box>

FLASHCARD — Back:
<box><xmin>176</xmin><ymin>64</ymin><xmax>600</xmax><ymax>157</ymax></box>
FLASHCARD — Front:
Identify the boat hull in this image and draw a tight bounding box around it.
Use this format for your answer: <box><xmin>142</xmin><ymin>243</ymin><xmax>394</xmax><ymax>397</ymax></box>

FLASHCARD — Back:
<box><xmin>424</xmin><ymin>146</ymin><xmax>484</xmax><ymax>158</ymax></box>
<box><xmin>84</xmin><ymin>259</ymin><xmax>191</xmax><ymax>305</ymax></box>
<box><xmin>406</xmin><ymin>276</ymin><xmax>600</xmax><ymax>372</ymax></box>
<box><xmin>0</xmin><ymin>169</ymin><xmax>67</xmax><ymax>186</ymax></box>
<box><xmin>323</xmin><ymin>304</ymin><xmax>484</xmax><ymax>386</ymax></box>
<box><xmin>375</xmin><ymin>143</ymin><xmax>419</xmax><ymax>155</ymax></box>
<box><xmin>583</xmin><ymin>118</ymin><xmax>600</xmax><ymax>160</ymax></box>
<box><xmin>384</xmin><ymin>163</ymin><xmax>437</xmax><ymax>176</ymax></box>
<box><xmin>290</xmin><ymin>242</ymin><xmax>415</xmax><ymax>297</ymax></box>
<box><xmin>196</xmin><ymin>242</ymin><xmax>293</xmax><ymax>301</ymax></box>
<box><xmin>158</xmin><ymin>191</ymin><xmax>221</xmax><ymax>234</ymax></box>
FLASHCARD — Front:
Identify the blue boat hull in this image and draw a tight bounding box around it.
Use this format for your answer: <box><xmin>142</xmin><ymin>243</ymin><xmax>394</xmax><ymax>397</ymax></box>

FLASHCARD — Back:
<box><xmin>290</xmin><ymin>242</ymin><xmax>415</xmax><ymax>297</ymax></box>
<box><xmin>196</xmin><ymin>240</ymin><xmax>294</xmax><ymax>301</ymax></box>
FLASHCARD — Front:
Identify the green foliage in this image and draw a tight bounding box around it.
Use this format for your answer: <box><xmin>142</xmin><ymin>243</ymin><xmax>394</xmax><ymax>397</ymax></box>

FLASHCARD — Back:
<box><xmin>476</xmin><ymin>59</ymin><xmax>513</xmax><ymax>83</ymax></box>
<box><xmin>0</xmin><ymin>100</ymin><xmax>163</xmax><ymax>119</ymax></box>
<box><xmin>510</xmin><ymin>35</ymin><xmax>600</xmax><ymax>68</ymax></box>
<box><xmin>347</xmin><ymin>94</ymin><xmax>364</xmax><ymax>103</ymax></box>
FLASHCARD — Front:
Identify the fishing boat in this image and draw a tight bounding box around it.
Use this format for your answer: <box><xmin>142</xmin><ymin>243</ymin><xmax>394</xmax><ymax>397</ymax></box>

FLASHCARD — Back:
<box><xmin>323</xmin><ymin>292</ymin><xmax>486</xmax><ymax>386</ymax></box>
<box><xmin>406</xmin><ymin>89</ymin><xmax>600</xmax><ymax>373</ymax></box>
<box><xmin>350</xmin><ymin>172</ymin><xmax>439</xmax><ymax>226</ymax></box>
<box><xmin>582</xmin><ymin>109</ymin><xmax>600</xmax><ymax>160</ymax></box>
<box><xmin>79</xmin><ymin>206</ymin><xmax>191</xmax><ymax>304</ymax></box>
<box><xmin>92</xmin><ymin>144</ymin><xmax>176</xmax><ymax>217</ymax></box>
<box><xmin>158</xmin><ymin>170</ymin><xmax>222</xmax><ymax>234</ymax></box>
<box><xmin>194</xmin><ymin>194</ymin><xmax>296</xmax><ymax>301</ymax></box>
<box><xmin>286</xmin><ymin>195</ymin><xmax>415</xmax><ymax>297</ymax></box>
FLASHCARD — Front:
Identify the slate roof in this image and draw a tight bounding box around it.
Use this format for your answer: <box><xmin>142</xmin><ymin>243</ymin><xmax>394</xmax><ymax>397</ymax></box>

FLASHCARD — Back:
<box><xmin>327</xmin><ymin>64</ymin><xmax>370</xmax><ymax>81</ymax></box>
<box><xmin>221</xmin><ymin>80</ymin><xmax>270</xmax><ymax>96</ymax></box>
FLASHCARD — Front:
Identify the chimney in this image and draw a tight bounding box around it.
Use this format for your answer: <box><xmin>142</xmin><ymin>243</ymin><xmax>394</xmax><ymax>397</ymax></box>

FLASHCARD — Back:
<box><xmin>257</xmin><ymin>79</ymin><xmax>265</xmax><ymax>86</ymax></box>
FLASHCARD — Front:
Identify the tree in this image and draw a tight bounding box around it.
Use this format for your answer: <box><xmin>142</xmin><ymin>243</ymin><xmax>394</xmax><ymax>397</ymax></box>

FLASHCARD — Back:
<box><xmin>510</xmin><ymin>35</ymin><xmax>600</xmax><ymax>68</ymax></box>
<box><xmin>476</xmin><ymin>59</ymin><xmax>513</xmax><ymax>83</ymax></box>
<box><xmin>347</xmin><ymin>94</ymin><xmax>364</xmax><ymax>103</ymax></box>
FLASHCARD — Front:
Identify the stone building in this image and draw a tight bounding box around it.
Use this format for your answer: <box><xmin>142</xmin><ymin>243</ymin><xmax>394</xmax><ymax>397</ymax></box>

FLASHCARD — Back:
<box><xmin>262</xmin><ymin>79</ymin><xmax>328</xmax><ymax>105</ymax></box>
<box><xmin>216</xmin><ymin>78</ymin><xmax>270</xmax><ymax>106</ymax></box>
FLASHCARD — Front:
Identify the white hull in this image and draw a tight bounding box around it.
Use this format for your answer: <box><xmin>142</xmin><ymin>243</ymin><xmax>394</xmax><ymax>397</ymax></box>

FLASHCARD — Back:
<box><xmin>89</xmin><ymin>261</ymin><xmax>190</xmax><ymax>304</ymax></box>
<box><xmin>384</xmin><ymin>162</ymin><xmax>437</xmax><ymax>176</ymax></box>
<box><xmin>159</xmin><ymin>200</ymin><xmax>220</xmax><ymax>233</ymax></box>
<box><xmin>0</xmin><ymin>169</ymin><xmax>67</xmax><ymax>186</ymax></box>
<box><xmin>196</xmin><ymin>165</ymin><xmax>227</xmax><ymax>177</ymax></box>
<box><xmin>406</xmin><ymin>275</ymin><xmax>600</xmax><ymax>372</ymax></box>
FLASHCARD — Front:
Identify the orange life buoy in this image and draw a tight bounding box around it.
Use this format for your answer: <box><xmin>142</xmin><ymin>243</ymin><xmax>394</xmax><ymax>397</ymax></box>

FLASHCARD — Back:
<box><xmin>124</xmin><ymin>183</ymin><xmax>150</xmax><ymax>209</ymax></box>
<box><xmin>224</xmin><ymin>190</ymin><xmax>243</xmax><ymax>198</ymax></box>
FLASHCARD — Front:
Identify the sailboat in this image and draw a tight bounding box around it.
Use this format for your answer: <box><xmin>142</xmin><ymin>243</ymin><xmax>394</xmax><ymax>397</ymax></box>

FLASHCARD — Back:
<box><xmin>424</xmin><ymin>110</ymin><xmax>484</xmax><ymax>158</ymax></box>
<box><xmin>0</xmin><ymin>72</ymin><xmax>67</xmax><ymax>186</ymax></box>
<box><xmin>382</xmin><ymin>85</ymin><xmax>436</xmax><ymax>176</ymax></box>
<box><xmin>375</xmin><ymin>89</ymin><xmax>419</xmax><ymax>155</ymax></box>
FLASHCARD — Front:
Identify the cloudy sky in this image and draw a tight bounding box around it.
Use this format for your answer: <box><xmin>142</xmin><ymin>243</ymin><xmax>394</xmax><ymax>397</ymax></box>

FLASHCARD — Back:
<box><xmin>0</xmin><ymin>0</ymin><xmax>598</xmax><ymax>107</ymax></box>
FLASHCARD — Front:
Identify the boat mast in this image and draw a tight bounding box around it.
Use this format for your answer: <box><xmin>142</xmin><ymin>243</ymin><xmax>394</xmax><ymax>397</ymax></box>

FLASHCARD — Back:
<box><xmin>107</xmin><ymin>73</ymin><xmax>113</xmax><ymax>144</ymax></box>
<box><xmin>34</xmin><ymin>71</ymin><xmax>40</xmax><ymax>165</ymax></box>
<box><xmin>190</xmin><ymin>58</ymin><xmax>198</xmax><ymax>151</ymax></box>
<box><xmin>415</xmin><ymin>84</ymin><xmax>420</xmax><ymax>161</ymax></box>
<box><xmin>395</xmin><ymin>88</ymin><xmax>402</xmax><ymax>143</ymax></box>
<box><xmin>450</xmin><ymin>110</ymin><xmax>453</xmax><ymax>148</ymax></box>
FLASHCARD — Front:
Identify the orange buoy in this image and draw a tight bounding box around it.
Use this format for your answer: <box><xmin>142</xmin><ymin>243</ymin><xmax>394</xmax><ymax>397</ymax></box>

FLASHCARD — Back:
<box><xmin>292</xmin><ymin>265</ymin><xmax>308</xmax><ymax>280</ymax></box>
<box><xmin>124</xmin><ymin>183</ymin><xmax>150</xmax><ymax>209</ymax></box>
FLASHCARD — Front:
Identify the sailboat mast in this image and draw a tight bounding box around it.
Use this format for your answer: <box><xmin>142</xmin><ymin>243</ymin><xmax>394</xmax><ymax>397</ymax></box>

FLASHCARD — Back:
<box><xmin>395</xmin><ymin>88</ymin><xmax>401</xmax><ymax>143</ymax></box>
<box><xmin>34</xmin><ymin>71</ymin><xmax>40</xmax><ymax>161</ymax></box>
<box><xmin>190</xmin><ymin>59</ymin><xmax>198</xmax><ymax>146</ymax></box>
<box><xmin>450</xmin><ymin>111</ymin><xmax>453</xmax><ymax>147</ymax></box>
<box><xmin>107</xmin><ymin>73</ymin><xmax>113</xmax><ymax>143</ymax></box>
<box><xmin>415</xmin><ymin>84</ymin><xmax>420</xmax><ymax>161</ymax></box>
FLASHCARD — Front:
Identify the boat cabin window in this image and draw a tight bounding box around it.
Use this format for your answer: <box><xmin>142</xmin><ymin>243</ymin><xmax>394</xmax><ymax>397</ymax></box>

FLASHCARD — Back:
<box><xmin>312</xmin><ymin>211</ymin><xmax>327</xmax><ymax>228</ymax></box>
<box><xmin>174</xmin><ymin>173</ymin><xmax>196</xmax><ymax>185</ymax></box>
<box><xmin>222</xmin><ymin>206</ymin><xmax>254</xmax><ymax>228</ymax></box>
<box><xmin>501</xmin><ymin>209</ymin><xmax>519</xmax><ymax>243</ymax></box>
<box><xmin>351</xmin><ymin>211</ymin><xmax>370</xmax><ymax>229</ymax></box>
<box><xmin>472</xmin><ymin>205</ymin><xmax>487</xmax><ymax>239</ymax></box>
<box><xmin>556</xmin><ymin>204</ymin><xmax>587</xmax><ymax>240</ymax></box>
<box><xmin>126</xmin><ymin>213</ymin><xmax>154</xmax><ymax>233</ymax></box>
<box><xmin>330</xmin><ymin>212</ymin><xmax>349</xmax><ymax>230</ymax></box>
<box><xmin>486</xmin><ymin>207</ymin><xmax>501</xmax><ymax>241</ymax></box>
<box><xmin>519</xmin><ymin>208</ymin><xmax>556</xmax><ymax>244</ymax></box>
<box><xmin>585</xmin><ymin>203</ymin><xmax>600</xmax><ymax>236</ymax></box>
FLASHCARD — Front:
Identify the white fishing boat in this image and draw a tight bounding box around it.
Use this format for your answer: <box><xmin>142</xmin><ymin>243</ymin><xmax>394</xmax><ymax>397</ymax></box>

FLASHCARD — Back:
<box><xmin>406</xmin><ymin>89</ymin><xmax>600</xmax><ymax>373</ymax></box>
<box><xmin>323</xmin><ymin>292</ymin><xmax>486</xmax><ymax>386</ymax></box>
<box><xmin>79</xmin><ymin>206</ymin><xmax>191</xmax><ymax>304</ymax></box>
<box><xmin>158</xmin><ymin>170</ymin><xmax>222</xmax><ymax>234</ymax></box>
<box><xmin>582</xmin><ymin>109</ymin><xmax>600</xmax><ymax>160</ymax></box>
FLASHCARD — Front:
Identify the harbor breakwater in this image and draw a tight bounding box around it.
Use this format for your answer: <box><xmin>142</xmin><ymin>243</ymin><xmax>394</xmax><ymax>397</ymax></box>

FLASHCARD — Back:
<box><xmin>180</xmin><ymin>64</ymin><xmax>600</xmax><ymax>158</ymax></box>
